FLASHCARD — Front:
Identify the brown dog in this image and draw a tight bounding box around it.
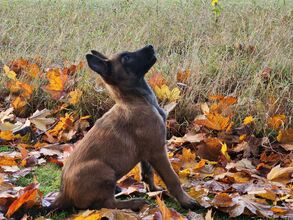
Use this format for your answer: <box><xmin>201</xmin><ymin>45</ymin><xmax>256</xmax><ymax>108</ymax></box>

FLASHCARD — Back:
<box><xmin>52</xmin><ymin>45</ymin><xmax>197</xmax><ymax>211</ymax></box>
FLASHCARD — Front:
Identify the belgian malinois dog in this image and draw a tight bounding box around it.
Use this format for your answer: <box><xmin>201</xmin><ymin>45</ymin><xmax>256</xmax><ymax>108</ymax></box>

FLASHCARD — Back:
<box><xmin>52</xmin><ymin>45</ymin><xmax>197</xmax><ymax>211</ymax></box>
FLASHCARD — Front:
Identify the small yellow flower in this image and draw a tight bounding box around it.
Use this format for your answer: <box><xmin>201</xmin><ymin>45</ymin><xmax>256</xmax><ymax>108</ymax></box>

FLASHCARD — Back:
<box><xmin>243</xmin><ymin>116</ymin><xmax>255</xmax><ymax>125</ymax></box>
<box><xmin>211</xmin><ymin>0</ymin><xmax>219</xmax><ymax>6</ymax></box>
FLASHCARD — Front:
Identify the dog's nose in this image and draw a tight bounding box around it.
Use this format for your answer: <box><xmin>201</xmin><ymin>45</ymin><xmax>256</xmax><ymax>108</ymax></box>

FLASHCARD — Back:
<box><xmin>146</xmin><ymin>45</ymin><xmax>154</xmax><ymax>50</ymax></box>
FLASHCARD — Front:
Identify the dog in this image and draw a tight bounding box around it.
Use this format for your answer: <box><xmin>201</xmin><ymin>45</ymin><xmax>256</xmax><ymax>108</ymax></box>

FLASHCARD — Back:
<box><xmin>51</xmin><ymin>45</ymin><xmax>197</xmax><ymax>211</ymax></box>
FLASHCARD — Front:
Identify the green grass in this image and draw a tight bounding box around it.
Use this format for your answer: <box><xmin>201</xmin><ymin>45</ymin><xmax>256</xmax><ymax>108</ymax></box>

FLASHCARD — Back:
<box><xmin>16</xmin><ymin>163</ymin><xmax>61</xmax><ymax>195</ymax></box>
<box><xmin>0</xmin><ymin>0</ymin><xmax>292</xmax><ymax>128</ymax></box>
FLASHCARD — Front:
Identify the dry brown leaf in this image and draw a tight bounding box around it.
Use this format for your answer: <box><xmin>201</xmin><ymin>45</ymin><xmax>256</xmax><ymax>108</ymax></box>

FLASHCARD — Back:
<box><xmin>267</xmin><ymin>165</ymin><xmax>293</xmax><ymax>184</ymax></box>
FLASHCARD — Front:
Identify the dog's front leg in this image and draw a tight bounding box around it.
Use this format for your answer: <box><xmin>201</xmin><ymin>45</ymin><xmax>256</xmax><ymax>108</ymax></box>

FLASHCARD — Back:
<box><xmin>140</xmin><ymin>161</ymin><xmax>162</xmax><ymax>191</ymax></box>
<box><xmin>149</xmin><ymin>153</ymin><xmax>199</xmax><ymax>210</ymax></box>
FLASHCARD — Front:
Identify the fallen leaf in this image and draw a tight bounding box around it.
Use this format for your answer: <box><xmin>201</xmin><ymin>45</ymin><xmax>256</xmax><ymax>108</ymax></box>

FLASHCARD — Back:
<box><xmin>6</xmin><ymin>184</ymin><xmax>41</xmax><ymax>218</ymax></box>
<box><xmin>267</xmin><ymin>165</ymin><xmax>293</xmax><ymax>184</ymax></box>
<box><xmin>268</xmin><ymin>115</ymin><xmax>286</xmax><ymax>130</ymax></box>
<box><xmin>3</xmin><ymin>65</ymin><xmax>17</xmax><ymax>80</ymax></box>
<box><xmin>29</xmin><ymin>109</ymin><xmax>55</xmax><ymax>131</ymax></box>
<box><xmin>194</xmin><ymin>113</ymin><xmax>232</xmax><ymax>131</ymax></box>
<box><xmin>68</xmin><ymin>89</ymin><xmax>82</xmax><ymax>105</ymax></box>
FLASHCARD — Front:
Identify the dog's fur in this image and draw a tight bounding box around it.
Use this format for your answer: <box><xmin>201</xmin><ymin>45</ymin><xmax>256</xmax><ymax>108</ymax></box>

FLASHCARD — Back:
<box><xmin>51</xmin><ymin>45</ymin><xmax>197</xmax><ymax>211</ymax></box>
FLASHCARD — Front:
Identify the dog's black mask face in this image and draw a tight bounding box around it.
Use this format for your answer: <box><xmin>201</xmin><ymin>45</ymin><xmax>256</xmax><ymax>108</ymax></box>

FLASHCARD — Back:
<box><xmin>86</xmin><ymin>45</ymin><xmax>157</xmax><ymax>88</ymax></box>
<box><xmin>119</xmin><ymin>45</ymin><xmax>157</xmax><ymax>77</ymax></box>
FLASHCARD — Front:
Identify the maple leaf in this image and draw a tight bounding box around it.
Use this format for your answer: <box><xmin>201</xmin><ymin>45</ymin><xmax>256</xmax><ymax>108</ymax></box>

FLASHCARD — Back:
<box><xmin>243</xmin><ymin>116</ymin><xmax>254</xmax><ymax>125</ymax></box>
<box><xmin>3</xmin><ymin>65</ymin><xmax>17</xmax><ymax>80</ymax></box>
<box><xmin>6</xmin><ymin>183</ymin><xmax>41</xmax><ymax>218</ymax></box>
<box><xmin>154</xmin><ymin>84</ymin><xmax>181</xmax><ymax>102</ymax></box>
<box><xmin>194</xmin><ymin>112</ymin><xmax>232</xmax><ymax>131</ymax></box>
<box><xmin>68</xmin><ymin>89</ymin><xmax>83</xmax><ymax>105</ymax></box>
<box><xmin>29</xmin><ymin>109</ymin><xmax>55</xmax><ymax>131</ymax></box>
<box><xmin>43</xmin><ymin>68</ymin><xmax>68</xmax><ymax>99</ymax></box>
<box><xmin>268</xmin><ymin>114</ymin><xmax>286</xmax><ymax>130</ymax></box>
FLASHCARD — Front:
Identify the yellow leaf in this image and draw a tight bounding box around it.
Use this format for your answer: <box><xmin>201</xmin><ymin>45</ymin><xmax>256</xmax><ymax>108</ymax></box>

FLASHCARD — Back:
<box><xmin>154</xmin><ymin>84</ymin><xmax>180</xmax><ymax>102</ymax></box>
<box><xmin>181</xmin><ymin>148</ymin><xmax>196</xmax><ymax>163</ymax></box>
<box><xmin>243</xmin><ymin>116</ymin><xmax>254</xmax><ymax>125</ymax></box>
<box><xmin>68</xmin><ymin>89</ymin><xmax>82</xmax><ymax>105</ymax></box>
<box><xmin>268</xmin><ymin>115</ymin><xmax>286</xmax><ymax>130</ymax></box>
<box><xmin>179</xmin><ymin>168</ymin><xmax>191</xmax><ymax>178</ymax></box>
<box><xmin>239</xmin><ymin>134</ymin><xmax>247</xmax><ymax>141</ymax></box>
<box><xmin>3</xmin><ymin>65</ymin><xmax>17</xmax><ymax>80</ymax></box>
<box><xmin>0</xmin><ymin>131</ymin><xmax>15</xmax><ymax>141</ymax></box>
<box><xmin>0</xmin><ymin>155</ymin><xmax>17</xmax><ymax>166</ymax></box>
<box><xmin>12</xmin><ymin>97</ymin><xmax>27</xmax><ymax>110</ymax></box>
<box><xmin>221</xmin><ymin>143</ymin><xmax>231</xmax><ymax>161</ymax></box>
<box><xmin>43</xmin><ymin>68</ymin><xmax>68</xmax><ymax>99</ymax></box>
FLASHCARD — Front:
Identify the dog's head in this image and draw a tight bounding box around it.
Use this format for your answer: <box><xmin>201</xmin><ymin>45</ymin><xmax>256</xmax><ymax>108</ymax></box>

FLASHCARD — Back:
<box><xmin>86</xmin><ymin>45</ymin><xmax>156</xmax><ymax>89</ymax></box>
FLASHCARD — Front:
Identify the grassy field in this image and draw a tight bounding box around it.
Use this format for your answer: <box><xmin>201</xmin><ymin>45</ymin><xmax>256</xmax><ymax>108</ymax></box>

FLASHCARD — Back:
<box><xmin>0</xmin><ymin>0</ymin><xmax>292</xmax><ymax>127</ymax></box>
<box><xmin>1</xmin><ymin>1</ymin><xmax>292</xmax><ymax>219</ymax></box>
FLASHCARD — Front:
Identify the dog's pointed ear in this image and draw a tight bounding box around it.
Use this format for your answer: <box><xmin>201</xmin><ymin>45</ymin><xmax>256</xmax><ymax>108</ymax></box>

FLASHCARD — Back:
<box><xmin>86</xmin><ymin>54</ymin><xmax>110</xmax><ymax>77</ymax></box>
<box><xmin>91</xmin><ymin>50</ymin><xmax>108</xmax><ymax>60</ymax></box>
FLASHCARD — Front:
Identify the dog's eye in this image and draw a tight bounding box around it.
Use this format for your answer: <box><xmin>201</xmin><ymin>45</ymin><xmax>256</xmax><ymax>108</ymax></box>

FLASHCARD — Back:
<box><xmin>123</xmin><ymin>54</ymin><xmax>130</xmax><ymax>62</ymax></box>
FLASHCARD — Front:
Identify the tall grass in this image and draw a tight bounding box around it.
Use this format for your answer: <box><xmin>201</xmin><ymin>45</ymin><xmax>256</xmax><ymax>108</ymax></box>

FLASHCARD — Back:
<box><xmin>0</xmin><ymin>0</ymin><xmax>292</xmax><ymax>128</ymax></box>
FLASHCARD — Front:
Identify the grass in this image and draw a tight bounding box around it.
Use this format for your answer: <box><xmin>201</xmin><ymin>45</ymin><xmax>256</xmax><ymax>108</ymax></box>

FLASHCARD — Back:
<box><xmin>0</xmin><ymin>0</ymin><xmax>292</xmax><ymax>128</ymax></box>
<box><xmin>16</xmin><ymin>163</ymin><xmax>61</xmax><ymax>195</ymax></box>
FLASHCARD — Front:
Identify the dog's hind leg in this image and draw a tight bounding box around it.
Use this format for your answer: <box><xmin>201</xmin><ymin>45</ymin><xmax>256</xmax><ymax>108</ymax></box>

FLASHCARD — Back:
<box><xmin>140</xmin><ymin>161</ymin><xmax>161</xmax><ymax>191</ymax></box>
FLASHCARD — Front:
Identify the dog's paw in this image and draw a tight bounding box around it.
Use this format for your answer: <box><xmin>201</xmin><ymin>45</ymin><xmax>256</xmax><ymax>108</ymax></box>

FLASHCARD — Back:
<box><xmin>180</xmin><ymin>198</ymin><xmax>201</xmax><ymax>210</ymax></box>
<box><xmin>130</xmin><ymin>199</ymin><xmax>149</xmax><ymax>212</ymax></box>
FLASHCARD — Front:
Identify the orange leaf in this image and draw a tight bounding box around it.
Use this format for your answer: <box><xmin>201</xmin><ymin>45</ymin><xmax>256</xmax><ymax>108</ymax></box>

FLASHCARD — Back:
<box><xmin>194</xmin><ymin>112</ymin><xmax>232</xmax><ymax>131</ymax></box>
<box><xmin>271</xmin><ymin>207</ymin><xmax>287</xmax><ymax>214</ymax></box>
<box><xmin>26</xmin><ymin>63</ymin><xmax>40</xmax><ymax>78</ymax></box>
<box><xmin>277</xmin><ymin>128</ymin><xmax>293</xmax><ymax>144</ymax></box>
<box><xmin>10</xmin><ymin>58</ymin><xmax>29</xmax><ymax>72</ymax></box>
<box><xmin>148</xmin><ymin>72</ymin><xmax>166</xmax><ymax>89</ymax></box>
<box><xmin>156</xmin><ymin>196</ymin><xmax>172</xmax><ymax>220</ymax></box>
<box><xmin>8</xmin><ymin>81</ymin><xmax>33</xmax><ymax>98</ymax></box>
<box><xmin>6</xmin><ymin>185</ymin><xmax>40</xmax><ymax>218</ymax></box>
<box><xmin>0</xmin><ymin>156</ymin><xmax>17</xmax><ymax>166</ymax></box>
<box><xmin>268</xmin><ymin>115</ymin><xmax>286</xmax><ymax>130</ymax></box>
<box><xmin>213</xmin><ymin>193</ymin><xmax>234</xmax><ymax>208</ymax></box>
<box><xmin>177</xmin><ymin>69</ymin><xmax>190</xmax><ymax>83</ymax></box>
<box><xmin>0</xmin><ymin>130</ymin><xmax>15</xmax><ymax>141</ymax></box>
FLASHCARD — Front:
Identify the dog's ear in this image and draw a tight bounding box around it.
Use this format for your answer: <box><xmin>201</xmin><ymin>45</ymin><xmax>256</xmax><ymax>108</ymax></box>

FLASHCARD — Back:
<box><xmin>86</xmin><ymin>54</ymin><xmax>110</xmax><ymax>77</ymax></box>
<box><xmin>91</xmin><ymin>50</ymin><xmax>108</xmax><ymax>60</ymax></box>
